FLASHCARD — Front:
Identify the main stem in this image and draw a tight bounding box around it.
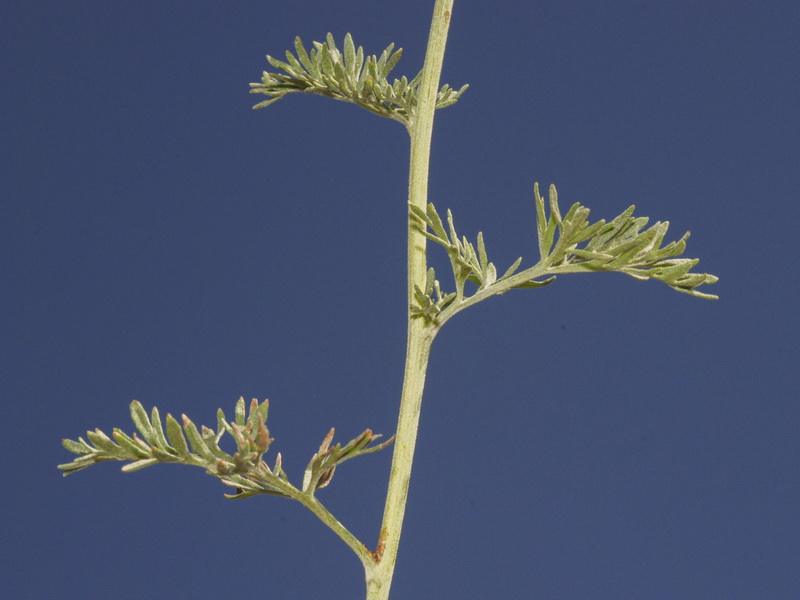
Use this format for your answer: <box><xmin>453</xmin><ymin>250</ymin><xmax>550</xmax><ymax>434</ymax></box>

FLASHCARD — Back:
<box><xmin>365</xmin><ymin>1</ymin><xmax>454</xmax><ymax>598</ymax></box>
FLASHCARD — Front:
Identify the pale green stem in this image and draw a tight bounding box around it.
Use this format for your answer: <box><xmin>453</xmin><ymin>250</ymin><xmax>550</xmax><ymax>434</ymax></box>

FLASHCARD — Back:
<box><xmin>365</xmin><ymin>1</ymin><xmax>454</xmax><ymax>598</ymax></box>
<box><xmin>295</xmin><ymin>493</ymin><xmax>378</xmax><ymax>571</ymax></box>
<box><xmin>246</xmin><ymin>464</ymin><xmax>378</xmax><ymax>570</ymax></box>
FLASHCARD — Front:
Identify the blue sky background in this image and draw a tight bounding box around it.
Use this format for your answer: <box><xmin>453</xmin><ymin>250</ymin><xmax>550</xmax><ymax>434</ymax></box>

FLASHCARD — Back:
<box><xmin>4</xmin><ymin>1</ymin><xmax>799</xmax><ymax>598</ymax></box>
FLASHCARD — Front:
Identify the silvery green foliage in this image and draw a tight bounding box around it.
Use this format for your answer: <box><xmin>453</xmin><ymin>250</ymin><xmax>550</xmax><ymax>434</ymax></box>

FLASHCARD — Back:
<box><xmin>59</xmin><ymin>18</ymin><xmax>719</xmax><ymax>596</ymax></box>
<box><xmin>249</xmin><ymin>33</ymin><xmax>468</xmax><ymax>125</ymax></box>
<box><xmin>59</xmin><ymin>398</ymin><xmax>393</xmax><ymax>500</ymax></box>
<box><xmin>410</xmin><ymin>182</ymin><xmax>718</xmax><ymax>322</ymax></box>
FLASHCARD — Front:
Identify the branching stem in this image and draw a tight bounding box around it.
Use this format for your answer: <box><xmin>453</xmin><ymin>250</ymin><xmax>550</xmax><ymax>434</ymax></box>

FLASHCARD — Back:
<box><xmin>292</xmin><ymin>492</ymin><xmax>378</xmax><ymax>570</ymax></box>
<box><xmin>366</xmin><ymin>1</ymin><xmax>454</xmax><ymax>598</ymax></box>
<box><xmin>58</xmin><ymin>3</ymin><xmax>719</xmax><ymax>599</ymax></box>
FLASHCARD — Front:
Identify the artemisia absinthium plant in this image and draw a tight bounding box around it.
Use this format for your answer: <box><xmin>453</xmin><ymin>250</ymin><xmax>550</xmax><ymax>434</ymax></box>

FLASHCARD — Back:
<box><xmin>60</xmin><ymin>2</ymin><xmax>717</xmax><ymax>599</ymax></box>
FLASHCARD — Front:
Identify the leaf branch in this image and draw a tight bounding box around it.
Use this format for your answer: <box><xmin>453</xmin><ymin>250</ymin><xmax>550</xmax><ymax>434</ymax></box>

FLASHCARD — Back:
<box><xmin>59</xmin><ymin>398</ymin><xmax>394</xmax><ymax>566</ymax></box>
<box><xmin>530</xmin><ymin>183</ymin><xmax>719</xmax><ymax>298</ymax></box>
<box><xmin>249</xmin><ymin>33</ymin><xmax>468</xmax><ymax>127</ymax></box>
<box><xmin>410</xmin><ymin>182</ymin><xmax>718</xmax><ymax>325</ymax></box>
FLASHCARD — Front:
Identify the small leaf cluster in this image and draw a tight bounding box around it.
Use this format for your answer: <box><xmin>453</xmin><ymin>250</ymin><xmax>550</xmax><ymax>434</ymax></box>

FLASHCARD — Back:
<box><xmin>410</xmin><ymin>182</ymin><xmax>718</xmax><ymax>322</ymax></box>
<box><xmin>301</xmin><ymin>427</ymin><xmax>393</xmax><ymax>497</ymax></box>
<box><xmin>59</xmin><ymin>398</ymin><xmax>393</xmax><ymax>500</ymax></box>
<box><xmin>249</xmin><ymin>33</ymin><xmax>468</xmax><ymax>126</ymax></box>
<box><xmin>533</xmin><ymin>183</ymin><xmax>719</xmax><ymax>298</ymax></box>
<box><xmin>409</xmin><ymin>203</ymin><xmax>545</xmax><ymax>319</ymax></box>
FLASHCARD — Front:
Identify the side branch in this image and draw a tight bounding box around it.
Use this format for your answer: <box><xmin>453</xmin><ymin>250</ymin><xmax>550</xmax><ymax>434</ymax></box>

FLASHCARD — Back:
<box><xmin>410</xmin><ymin>182</ymin><xmax>718</xmax><ymax>326</ymax></box>
<box><xmin>59</xmin><ymin>398</ymin><xmax>393</xmax><ymax>571</ymax></box>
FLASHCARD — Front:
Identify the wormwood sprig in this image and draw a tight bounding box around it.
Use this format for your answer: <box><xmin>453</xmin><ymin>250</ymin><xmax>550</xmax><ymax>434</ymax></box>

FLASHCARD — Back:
<box><xmin>411</xmin><ymin>182</ymin><xmax>718</xmax><ymax>324</ymax></box>
<box><xmin>61</xmin><ymin>2</ymin><xmax>719</xmax><ymax>598</ymax></box>
<box><xmin>532</xmin><ymin>183</ymin><xmax>719</xmax><ymax>296</ymax></box>
<box><xmin>249</xmin><ymin>33</ymin><xmax>468</xmax><ymax>126</ymax></box>
<box><xmin>59</xmin><ymin>398</ymin><xmax>394</xmax><ymax>500</ymax></box>
<box><xmin>60</xmin><ymin>397</ymin><xmax>393</xmax><ymax>569</ymax></box>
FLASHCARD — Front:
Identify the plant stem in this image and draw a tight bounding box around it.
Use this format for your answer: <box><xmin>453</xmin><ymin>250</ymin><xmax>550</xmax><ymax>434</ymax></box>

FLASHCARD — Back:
<box><xmin>294</xmin><ymin>493</ymin><xmax>378</xmax><ymax>571</ymax></box>
<box><xmin>365</xmin><ymin>1</ymin><xmax>454</xmax><ymax>598</ymax></box>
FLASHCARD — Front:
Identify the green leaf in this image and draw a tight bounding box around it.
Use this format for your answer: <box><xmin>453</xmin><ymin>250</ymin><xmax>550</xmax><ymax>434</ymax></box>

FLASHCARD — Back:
<box><xmin>217</xmin><ymin>407</ymin><xmax>233</xmax><ymax>437</ymax></box>
<box><xmin>333</xmin><ymin>61</ymin><xmax>351</xmax><ymax>94</ymax></box>
<box><xmin>566</xmin><ymin>218</ymin><xmax>606</xmax><ymax>247</ymax></box>
<box><xmin>482</xmin><ymin>263</ymin><xmax>497</xmax><ymax>288</ymax></box>
<box><xmin>561</xmin><ymin>201</ymin><xmax>582</xmax><ymax>226</ymax></box>
<box><xmin>513</xmin><ymin>276</ymin><xmax>556</xmax><ymax>289</ymax></box>
<box><xmin>150</xmin><ymin>406</ymin><xmax>172</xmax><ymax>452</ymax></box>
<box><xmin>284</xmin><ymin>50</ymin><xmax>306</xmax><ymax>77</ymax></box>
<box><xmin>319</xmin><ymin>38</ymin><xmax>334</xmax><ymax>75</ymax></box>
<box><xmin>343</xmin><ymin>33</ymin><xmax>356</xmax><ymax>80</ymax></box>
<box><xmin>166</xmin><ymin>414</ymin><xmax>190</xmax><ymax>458</ymax></box>
<box><xmin>62</xmin><ymin>437</ymin><xmax>94</xmax><ymax>455</ymax></box>
<box><xmin>650</xmin><ymin>258</ymin><xmax>697</xmax><ymax>281</ymax></box>
<box><xmin>234</xmin><ymin>397</ymin><xmax>246</xmax><ymax>427</ymax></box>
<box><xmin>294</xmin><ymin>37</ymin><xmax>315</xmax><ymax>74</ymax></box>
<box><xmin>129</xmin><ymin>401</ymin><xmax>156</xmax><ymax>447</ymax></box>
<box><xmin>477</xmin><ymin>232</ymin><xmax>489</xmax><ymax>275</ymax></box>
<box><xmin>121</xmin><ymin>459</ymin><xmax>159</xmax><ymax>473</ymax></box>
<box><xmin>231</xmin><ymin>422</ymin><xmax>250</xmax><ymax>456</ymax></box>
<box><xmin>250</xmin><ymin>398</ymin><xmax>269</xmax><ymax>429</ymax></box>
<box><xmin>586</xmin><ymin>206</ymin><xmax>637</xmax><ymax>250</ymax></box>
<box><xmin>425</xmin><ymin>203</ymin><xmax>448</xmax><ymax>240</ymax></box>
<box><xmin>58</xmin><ymin>457</ymin><xmax>98</xmax><ymax>476</ymax></box>
<box><xmin>182</xmin><ymin>415</ymin><xmax>215</xmax><ymax>461</ymax></box>
<box><xmin>534</xmin><ymin>183</ymin><xmax>557</xmax><ymax>259</ymax></box>
<box><xmin>384</xmin><ymin>46</ymin><xmax>402</xmax><ymax>76</ymax></box>
<box><xmin>201</xmin><ymin>425</ymin><xmax>232</xmax><ymax>460</ymax></box>
<box><xmin>265</xmin><ymin>55</ymin><xmax>294</xmax><ymax>75</ymax></box>
<box><xmin>112</xmin><ymin>429</ymin><xmax>150</xmax><ymax>458</ymax></box>
<box><xmin>353</xmin><ymin>46</ymin><xmax>365</xmax><ymax>89</ymax></box>
<box><xmin>393</xmin><ymin>76</ymin><xmax>408</xmax><ymax>100</ymax></box>
<box><xmin>86</xmin><ymin>429</ymin><xmax>120</xmax><ymax>454</ymax></box>
<box><xmin>500</xmin><ymin>257</ymin><xmax>523</xmax><ymax>280</ymax></box>
<box><xmin>548</xmin><ymin>184</ymin><xmax>562</xmax><ymax>226</ymax></box>
<box><xmin>251</xmin><ymin>97</ymin><xmax>283</xmax><ymax>110</ymax></box>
